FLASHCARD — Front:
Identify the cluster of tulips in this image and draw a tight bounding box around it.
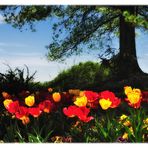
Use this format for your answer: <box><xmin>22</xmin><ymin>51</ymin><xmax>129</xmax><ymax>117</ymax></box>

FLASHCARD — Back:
<box><xmin>2</xmin><ymin>89</ymin><xmax>66</xmax><ymax>125</ymax></box>
<box><xmin>63</xmin><ymin>86</ymin><xmax>148</xmax><ymax>122</ymax></box>
<box><xmin>1</xmin><ymin>86</ymin><xmax>147</xmax><ymax>126</ymax></box>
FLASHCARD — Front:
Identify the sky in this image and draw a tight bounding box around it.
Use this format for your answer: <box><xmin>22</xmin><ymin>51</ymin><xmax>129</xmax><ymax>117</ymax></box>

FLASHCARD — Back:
<box><xmin>0</xmin><ymin>11</ymin><xmax>148</xmax><ymax>82</ymax></box>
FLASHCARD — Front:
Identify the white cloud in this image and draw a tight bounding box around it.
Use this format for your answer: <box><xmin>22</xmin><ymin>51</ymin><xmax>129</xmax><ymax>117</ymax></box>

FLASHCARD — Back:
<box><xmin>0</xmin><ymin>56</ymin><xmax>48</xmax><ymax>67</ymax></box>
<box><xmin>6</xmin><ymin>52</ymin><xmax>43</xmax><ymax>57</ymax></box>
<box><xmin>0</xmin><ymin>42</ymin><xmax>28</xmax><ymax>48</ymax></box>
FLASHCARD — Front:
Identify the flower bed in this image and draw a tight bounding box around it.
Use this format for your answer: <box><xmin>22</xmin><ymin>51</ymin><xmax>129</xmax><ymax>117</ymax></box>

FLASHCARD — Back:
<box><xmin>0</xmin><ymin>86</ymin><xmax>148</xmax><ymax>142</ymax></box>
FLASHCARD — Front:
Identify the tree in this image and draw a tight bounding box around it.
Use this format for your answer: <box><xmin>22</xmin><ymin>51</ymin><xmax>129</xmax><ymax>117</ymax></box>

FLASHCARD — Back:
<box><xmin>0</xmin><ymin>6</ymin><xmax>148</xmax><ymax>80</ymax></box>
<box><xmin>49</xmin><ymin>61</ymin><xmax>103</xmax><ymax>91</ymax></box>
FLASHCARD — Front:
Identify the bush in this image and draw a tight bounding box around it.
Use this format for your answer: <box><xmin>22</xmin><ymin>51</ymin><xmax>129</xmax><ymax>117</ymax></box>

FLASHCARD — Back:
<box><xmin>0</xmin><ymin>65</ymin><xmax>38</xmax><ymax>95</ymax></box>
<box><xmin>49</xmin><ymin>61</ymin><xmax>111</xmax><ymax>91</ymax></box>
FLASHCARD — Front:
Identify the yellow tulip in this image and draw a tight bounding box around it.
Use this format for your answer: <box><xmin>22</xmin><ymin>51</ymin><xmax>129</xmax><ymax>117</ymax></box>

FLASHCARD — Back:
<box><xmin>133</xmin><ymin>88</ymin><xmax>141</xmax><ymax>94</ymax></box>
<box><xmin>124</xmin><ymin>86</ymin><xmax>141</xmax><ymax>105</ymax></box>
<box><xmin>79</xmin><ymin>91</ymin><xmax>85</xmax><ymax>97</ymax></box>
<box><xmin>74</xmin><ymin>95</ymin><xmax>87</xmax><ymax>107</ymax></box>
<box><xmin>143</xmin><ymin>118</ymin><xmax>148</xmax><ymax>125</ymax></box>
<box><xmin>3</xmin><ymin>99</ymin><xmax>13</xmax><ymax>108</ymax></box>
<box><xmin>129</xmin><ymin>127</ymin><xmax>134</xmax><ymax>135</ymax></box>
<box><xmin>143</xmin><ymin>118</ymin><xmax>148</xmax><ymax>130</ymax></box>
<box><xmin>120</xmin><ymin>114</ymin><xmax>128</xmax><ymax>121</ymax></box>
<box><xmin>127</xmin><ymin>92</ymin><xmax>141</xmax><ymax>104</ymax></box>
<box><xmin>99</xmin><ymin>99</ymin><xmax>112</xmax><ymax>110</ymax></box>
<box><xmin>123</xmin><ymin>120</ymin><xmax>131</xmax><ymax>127</ymax></box>
<box><xmin>124</xmin><ymin>86</ymin><xmax>132</xmax><ymax>95</ymax></box>
<box><xmin>119</xmin><ymin>114</ymin><xmax>131</xmax><ymax>126</ymax></box>
<box><xmin>25</xmin><ymin>96</ymin><xmax>35</xmax><ymax>107</ymax></box>
<box><xmin>122</xmin><ymin>132</ymin><xmax>128</xmax><ymax>140</ymax></box>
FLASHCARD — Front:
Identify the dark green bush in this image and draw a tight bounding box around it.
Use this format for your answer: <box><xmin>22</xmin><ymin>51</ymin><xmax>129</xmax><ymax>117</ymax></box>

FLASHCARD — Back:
<box><xmin>49</xmin><ymin>61</ymin><xmax>111</xmax><ymax>91</ymax></box>
<box><xmin>0</xmin><ymin>65</ymin><xmax>38</xmax><ymax>95</ymax></box>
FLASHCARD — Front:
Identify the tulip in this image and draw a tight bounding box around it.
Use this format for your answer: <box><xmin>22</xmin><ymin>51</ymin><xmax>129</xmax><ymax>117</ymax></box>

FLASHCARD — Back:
<box><xmin>3</xmin><ymin>99</ymin><xmax>13</xmax><ymax>109</ymax></box>
<box><xmin>99</xmin><ymin>99</ymin><xmax>112</xmax><ymax>110</ymax></box>
<box><xmin>74</xmin><ymin>96</ymin><xmax>87</xmax><ymax>107</ymax></box>
<box><xmin>2</xmin><ymin>92</ymin><xmax>12</xmax><ymax>100</ymax></box>
<box><xmin>63</xmin><ymin>105</ymin><xmax>94</xmax><ymax>123</ymax></box>
<box><xmin>124</xmin><ymin>86</ymin><xmax>142</xmax><ymax>108</ymax></box>
<box><xmin>52</xmin><ymin>92</ymin><xmax>61</xmax><ymax>102</ymax></box>
<box><xmin>29</xmin><ymin>107</ymin><xmax>42</xmax><ymax>117</ymax></box>
<box><xmin>25</xmin><ymin>95</ymin><xmax>35</xmax><ymax>107</ymax></box>
<box><xmin>99</xmin><ymin>90</ymin><xmax>121</xmax><ymax>110</ymax></box>
<box><xmin>39</xmin><ymin>100</ymin><xmax>52</xmax><ymax>113</ymax></box>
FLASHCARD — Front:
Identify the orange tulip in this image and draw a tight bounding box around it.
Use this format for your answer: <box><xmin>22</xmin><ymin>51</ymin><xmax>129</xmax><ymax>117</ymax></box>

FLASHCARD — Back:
<box><xmin>52</xmin><ymin>92</ymin><xmax>61</xmax><ymax>102</ymax></box>
<box><xmin>20</xmin><ymin>116</ymin><xmax>30</xmax><ymax>125</ymax></box>
<box><xmin>48</xmin><ymin>87</ymin><xmax>53</xmax><ymax>93</ymax></box>
<box><xmin>2</xmin><ymin>92</ymin><xmax>11</xmax><ymax>100</ymax></box>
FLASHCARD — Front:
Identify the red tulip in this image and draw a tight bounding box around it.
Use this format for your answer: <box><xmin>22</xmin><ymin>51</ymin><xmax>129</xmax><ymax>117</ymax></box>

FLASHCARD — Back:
<box><xmin>14</xmin><ymin>106</ymin><xmax>30</xmax><ymax>125</ymax></box>
<box><xmin>142</xmin><ymin>91</ymin><xmax>148</xmax><ymax>103</ymax></box>
<box><xmin>84</xmin><ymin>91</ymin><xmax>99</xmax><ymax>102</ymax></box>
<box><xmin>110</xmin><ymin>96</ymin><xmax>121</xmax><ymax>108</ymax></box>
<box><xmin>84</xmin><ymin>91</ymin><xmax>99</xmax><ymax>109</ymax></box>
<box><xmin>99</xmin><ymin>90</ymin><xmax>121</xmax><ymax>109</ymax></box>
<box><xmin>7</xmin><ymin>101</ymin><xmax>20</xmax><ymax>114</ymax></box>
<box><xmin>63</xmin><ymin>105</ymin><xmax>94</xmax><ymax>122</ymax></box>
<box><xmin>29</xmin><ymin>107</ymin><xmax>42</xmax><ymax>118</ymax></box>
<box><xmin>39</xmin><ymin>100</ymin><xmax>52</xmax><ymax>113</ymax></box>
<box><xmin>63</xmin><ymin>105</ymin><xmax>78</xmax><ymax>117</ymax></box>
<box><xmin>15</xmin><ymin>106</ymin><xmax>29</xmax><ymax>119</ymax></box>
<box><xmin>76</xmin><ymin>106</ymin><xmax>94</xmax><ymax>122</ymax></box>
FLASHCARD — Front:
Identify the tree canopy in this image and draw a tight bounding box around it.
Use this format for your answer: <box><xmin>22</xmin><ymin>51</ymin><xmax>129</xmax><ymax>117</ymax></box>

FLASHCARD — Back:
<box><xmin>0</xmin><ymin>6</ymin><xmax>147</xmax><ymax>61</ymax></box>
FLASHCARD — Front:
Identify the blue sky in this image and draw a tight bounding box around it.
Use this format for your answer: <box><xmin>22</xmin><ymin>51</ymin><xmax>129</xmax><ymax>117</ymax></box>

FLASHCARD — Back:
<box><xmin>0</xmin><ymin>13</ymin><xmax>147</xmax><ymax>82</ymax></box>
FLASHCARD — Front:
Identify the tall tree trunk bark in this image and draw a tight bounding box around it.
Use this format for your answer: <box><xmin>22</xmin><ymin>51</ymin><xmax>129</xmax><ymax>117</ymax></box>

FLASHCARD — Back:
<box><xmin>117</xmin><ymin>6</ymin><xmax>143</xmax><ymax>79</ymax></box>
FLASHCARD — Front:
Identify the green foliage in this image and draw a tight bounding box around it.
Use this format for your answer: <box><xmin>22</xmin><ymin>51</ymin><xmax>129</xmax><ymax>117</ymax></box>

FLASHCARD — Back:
<box><xmin>125</xmin><ymin>108</ymin><xmax>148</xmax><ymax>142</ymax></box>
<box><xmin>0</xmin><ymin>115</ymin><xmax>53</xmax><ymax>143</ymax></box>
<box><xmin>1</xmin><ymin>6</ymin><xmax>147</xmax><ymax>61</ymax></box>
<box><xmin>49</xmin><ymin>61</ymin><xmax>111</xmax><ymax>91</ymax></box>
<box><xmin>45</xmin><ymin>6</ymin><xmax>147</xmax><ymax>61</ymax></box>
<box><xmin>0</xmin><ymin>6</ymin><xmax>52</xmax><ymax>31</ymax></box>
<box><xmin>65</xmin><ymin>105</ymin><xmax>148</xmax><ymax>142</ymax></box>
<box><xmin>1</xmin><ymin>106</ymin><xmax>147</xmax><ymax>143</ymax></box>
<box><xmin>0</xmin><ymin>65</ymin><xmax>37</xmax><ymax>94</ymax></box>
<box><xmin>123</xmin><ymin>10</ymin><xmax>148</xmax><ymax>29</ymax></box>
<box><xmin>0</xmin><ymin>107</ymin><xmax>70</xmax><ymax>143</ymax></box>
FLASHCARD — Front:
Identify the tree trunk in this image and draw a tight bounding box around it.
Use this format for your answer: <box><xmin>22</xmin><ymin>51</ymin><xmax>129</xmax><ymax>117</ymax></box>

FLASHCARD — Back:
<box><xmin>117</xmin><ymin>6</ymin><xmax>143</xmax><ymax>79</ymax></box>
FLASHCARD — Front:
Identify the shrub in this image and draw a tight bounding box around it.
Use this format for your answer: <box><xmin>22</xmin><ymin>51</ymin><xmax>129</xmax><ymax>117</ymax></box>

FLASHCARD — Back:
<box><xmin>0</xmin><ymin>65</ymin><xmax>37</xmax><ymax>95</ymax></box>
<box><xmin>49</xmin><ymin>61</ymin><xmax>111</xmax><ymax>91</ymax></box>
